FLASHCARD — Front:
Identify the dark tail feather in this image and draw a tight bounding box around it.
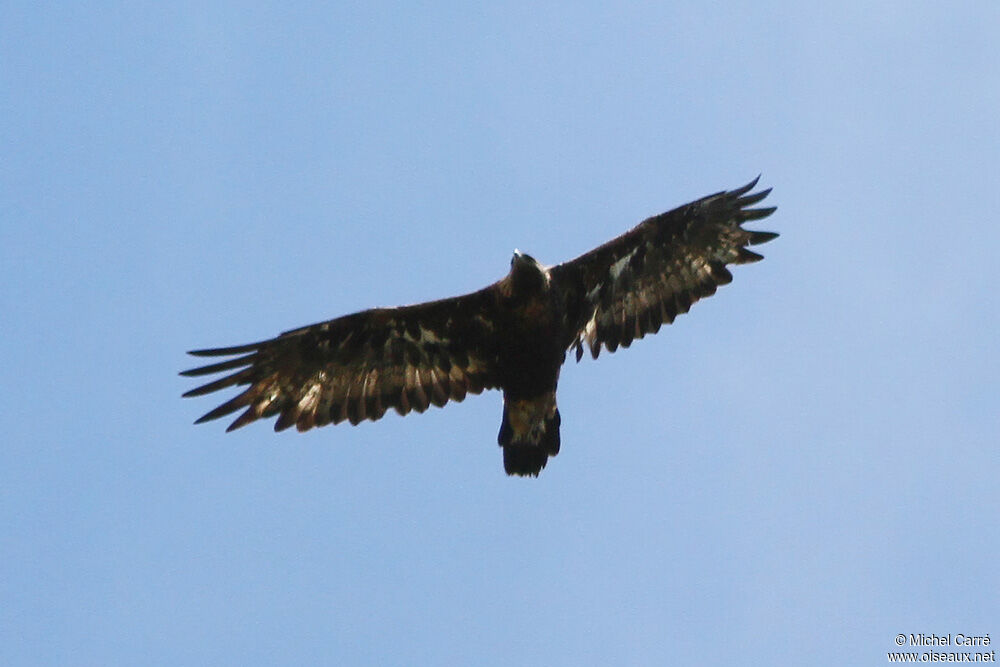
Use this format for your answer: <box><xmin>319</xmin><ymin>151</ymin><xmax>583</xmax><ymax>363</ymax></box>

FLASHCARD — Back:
<box><xmin>498</xmin><ymin>405</ymin><xmax>561</xmax><ymax>477</ymax></box>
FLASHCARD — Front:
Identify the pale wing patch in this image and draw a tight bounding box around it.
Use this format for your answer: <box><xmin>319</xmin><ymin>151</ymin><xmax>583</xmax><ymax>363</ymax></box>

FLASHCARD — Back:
<box><xmin>608</xmin><ymin>246</ymin><xmax>639</xmax><ymax>281</ymax></box>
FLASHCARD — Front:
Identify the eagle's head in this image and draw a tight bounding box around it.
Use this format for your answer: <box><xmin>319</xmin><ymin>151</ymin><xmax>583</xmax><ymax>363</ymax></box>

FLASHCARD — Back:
<box><xmin>505</xmin><ymin>249</ymin><xmax>550</xmax><ymax>298</ymax></box>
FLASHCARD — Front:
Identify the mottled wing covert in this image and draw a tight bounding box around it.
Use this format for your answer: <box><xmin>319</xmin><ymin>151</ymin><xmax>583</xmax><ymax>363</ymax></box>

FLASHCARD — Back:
<box><xmin>181</xmin><ymin>288</ymin><xmax>500</xmax><ymax>432</ymax></box>
<box><xmin>552</xmin><ymin>177</ymin><xmax>778</xmax><ymax>360</ymax></box>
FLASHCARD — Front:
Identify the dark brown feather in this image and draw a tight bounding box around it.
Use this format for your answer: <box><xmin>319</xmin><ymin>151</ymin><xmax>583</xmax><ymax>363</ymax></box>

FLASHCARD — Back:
<box><xmin>182</xmin><ymin>287</ymin><xmax>501</xmax><ymax>432</ymax></box>
<box><xmin>552</xmin><ymin>177</ymin><xmax>777</xmax><ymax>359</ymax></box>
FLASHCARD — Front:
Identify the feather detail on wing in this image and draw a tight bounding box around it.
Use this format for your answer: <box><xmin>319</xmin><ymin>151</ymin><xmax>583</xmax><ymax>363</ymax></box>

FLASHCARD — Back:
<box><xmin>181</xmin><ymin>288</ymin><xmax>500</xmax><ymax>432</ymax></box>
<box><xmin>552</xmin><ymin>177</ymin><xmax>778</xmax><ymax>361</ymax></box>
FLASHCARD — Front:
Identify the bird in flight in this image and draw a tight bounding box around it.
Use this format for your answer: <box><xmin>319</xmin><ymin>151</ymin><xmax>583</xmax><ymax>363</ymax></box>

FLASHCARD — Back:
<box><xmin>182</xmin><ymin>177</ymin><xmax>777</xmax><ymax>476</ymax></box>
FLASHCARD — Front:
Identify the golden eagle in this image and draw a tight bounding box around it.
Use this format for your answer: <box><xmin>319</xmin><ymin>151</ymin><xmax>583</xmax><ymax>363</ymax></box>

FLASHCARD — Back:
<box><xmin>182</xmin><ymin>178</ymin><xmax>777</xmax><ymax>476</ymax></box>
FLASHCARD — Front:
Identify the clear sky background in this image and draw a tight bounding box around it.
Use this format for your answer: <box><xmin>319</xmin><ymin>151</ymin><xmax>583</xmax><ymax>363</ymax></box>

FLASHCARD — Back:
<box><xmin>3</xmin><ymin>2</ymin><xmax>998</xmax><ymax>665</ymax></box>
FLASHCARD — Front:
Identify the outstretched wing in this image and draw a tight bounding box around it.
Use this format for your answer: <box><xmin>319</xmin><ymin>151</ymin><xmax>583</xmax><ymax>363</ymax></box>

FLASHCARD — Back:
<box><xmin>552</xmin><ymin>177</ymin><xmax>777</xmax><ymax>360</ymax></box>
<box><xmin>181</xmin><ymin>287</ymin><xmax>500</xmax><ymax>432</ymax></box>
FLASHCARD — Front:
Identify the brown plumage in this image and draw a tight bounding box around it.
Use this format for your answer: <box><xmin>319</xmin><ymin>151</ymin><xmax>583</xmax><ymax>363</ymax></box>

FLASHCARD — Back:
<box><xmin>182</xmin><ymin>177</ymin><xmax>778</xmax><ymax>476</ymax></box>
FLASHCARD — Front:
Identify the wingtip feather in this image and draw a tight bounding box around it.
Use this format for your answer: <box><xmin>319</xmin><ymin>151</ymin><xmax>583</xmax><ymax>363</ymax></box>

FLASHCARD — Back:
<box><xmin>730</xmin><ymin>175</ymin><xmax>761</xmax><ymax>197</ymax></box>
<box><xmin>740</xmin><ymin>206</ymin><xmax>778</xmax><ymax>221</ymax></box>
<box><xmin>180</xmin><ymin>353</ymin><xmax>257</xmax><ymax>377</ymax></box>
<box><xmin>735</xmin><ymin>248</ymin><xmax>765</xmax><ymax>263</ymax></box>
<box><xmin>181</xmin><ymin>368</ymin><xmax>253</xmax><ymax>397</ymax></box>
<box><xmin>187</xmin><ymin>340</ymin><xmax>266</xmax><ymax>357</ymax></box>
<box><xmin>219</xmin><ymin>407</ymin><xmax>264</xmax><ymax>432</ymax></box>
<box><xmin>747</xmin><ymin>230</ymin><xmax>779</xmax><ymax>245</ymax></box>
<box><xmin>736</xmin><ymin>188</ymin><xmax>772</xmax><ymax>207</ymax></box>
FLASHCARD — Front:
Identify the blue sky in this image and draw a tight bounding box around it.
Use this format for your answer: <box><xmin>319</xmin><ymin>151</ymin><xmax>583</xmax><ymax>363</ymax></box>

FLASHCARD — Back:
<box><xmin>3</xmin><ymin>2</ymin><xmax>998</xmax><ymax>665</ymax></box>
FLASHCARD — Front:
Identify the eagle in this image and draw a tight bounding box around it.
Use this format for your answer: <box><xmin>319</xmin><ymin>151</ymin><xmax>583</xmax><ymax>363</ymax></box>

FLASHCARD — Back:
<box><xmin>182</xmin><ymin>178</ymin><xmax>777</xmax><ymax>476</ymax></box>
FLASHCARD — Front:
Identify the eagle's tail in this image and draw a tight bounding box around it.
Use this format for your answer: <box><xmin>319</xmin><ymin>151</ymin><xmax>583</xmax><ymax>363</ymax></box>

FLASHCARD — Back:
<box><xmin>498</xmin><ymin>394</ymin><xmax>561</xmax><ymax>477</ymax></box>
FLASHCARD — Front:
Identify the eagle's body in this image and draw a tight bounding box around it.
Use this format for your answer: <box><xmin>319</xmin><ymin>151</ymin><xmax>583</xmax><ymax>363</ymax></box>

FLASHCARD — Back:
<box><xmin>183</xmin><ymin>178</ymin><xmax>777</xmax><ymax>476</ymax></box>
<box><xmin>494</xmin><ymin>253</ymin><xmax>566</xmax><ymax>474</ymax></box>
